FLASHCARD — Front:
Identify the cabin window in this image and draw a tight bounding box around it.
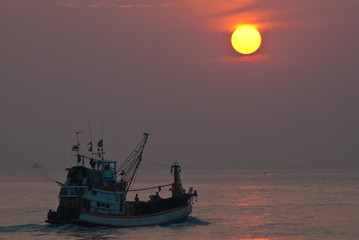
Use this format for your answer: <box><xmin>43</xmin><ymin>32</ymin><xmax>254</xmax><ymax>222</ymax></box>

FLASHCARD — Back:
<box><xmin>84</xmin><ymin>200</ymin><xmax>90</xmax><ymax>212</ymax></box>
<box><xmin>106</xmin><ymin>204</ymin><xmax>109</xmax><ymax>208</ymax></box>
<box><xmin>92</xmin><ymin>191</ymin><xmax>97</xmax><ymax>195</ymax></box>
<box><xmin>97</xmin><ymin>202</ymin><xmax>100</xmax><ymax>207</ymax></box>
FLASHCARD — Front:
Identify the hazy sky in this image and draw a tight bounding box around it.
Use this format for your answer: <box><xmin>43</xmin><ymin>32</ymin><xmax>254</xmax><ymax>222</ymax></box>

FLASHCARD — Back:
<box><xmin>1</xmin><ymin>0</ymin><xmax>359</xmax><ymax>170</ymax></box>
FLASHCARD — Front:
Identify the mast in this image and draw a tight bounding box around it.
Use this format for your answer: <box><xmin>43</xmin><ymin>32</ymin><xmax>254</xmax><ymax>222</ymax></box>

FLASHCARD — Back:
<box><xmin>116</xmin><ymin>133</ymin><xmax>149</xmax><ymax>192</ymax></box>
<box><xmin>170</xmin><ymin>162</ymin><xmax>183</xmax><ymax>197</ymax></box>
<box><xmin>101</xmin><ymin>112</ymin><xmax>104</xmax><ymax>160</ymax></box>
<box><xmin>75</xmin><ymin>131</ymin><xmax>82</xmax><ymax>166</ymax></box>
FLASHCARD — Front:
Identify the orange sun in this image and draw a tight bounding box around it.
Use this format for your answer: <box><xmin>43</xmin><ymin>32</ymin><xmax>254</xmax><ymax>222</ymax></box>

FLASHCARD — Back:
<box><xmin>231</xmin><ymin>25</ymin><xmax>261</xmax><ymax>55</ymax></box>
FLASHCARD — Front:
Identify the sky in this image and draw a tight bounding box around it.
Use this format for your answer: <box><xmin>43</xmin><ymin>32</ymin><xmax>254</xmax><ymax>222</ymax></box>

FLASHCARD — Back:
<box><xmin>1</xmin><ymin>0</ymin><xmax>359</xmax><ymax>171</ymax></box>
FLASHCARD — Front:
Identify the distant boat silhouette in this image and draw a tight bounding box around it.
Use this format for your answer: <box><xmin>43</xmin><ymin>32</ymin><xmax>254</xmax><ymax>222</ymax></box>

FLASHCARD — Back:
<box><xmin>32</xmin><ymin>163</ymin><xmax>45</xmax><ymax>168</ymax></box>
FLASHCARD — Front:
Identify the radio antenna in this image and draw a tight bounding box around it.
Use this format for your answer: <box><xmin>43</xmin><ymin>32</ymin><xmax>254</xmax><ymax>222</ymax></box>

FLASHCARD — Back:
<box><xmin>101</xmin><ymin>112</ymin><xmax>104</xmax><ymax>160</ymax></box>
<box><xmin>87</xmin><ymin>113</ymin><xmax>94</xmax><ymax>157</ymax></box>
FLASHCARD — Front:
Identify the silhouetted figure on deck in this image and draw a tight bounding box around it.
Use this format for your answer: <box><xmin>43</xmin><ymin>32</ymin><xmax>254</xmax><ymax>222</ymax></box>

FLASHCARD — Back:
<box><xmin>154</xmin><ymin>191</ymin><xmax>160</xmax><ymax>200</ymax></box>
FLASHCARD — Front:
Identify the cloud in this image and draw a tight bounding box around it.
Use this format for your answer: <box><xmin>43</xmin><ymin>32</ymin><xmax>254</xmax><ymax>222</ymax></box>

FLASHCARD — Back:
<box><xmin>216</xmin><ymin>54</ymin><xmax>270</xmax><ymax>63</ymax></box>
<box><xmin>87</xmin><ymin>4</ymin><xmax>99</xmax><ymax>8</ymax></box>
<box><xmin>205</xmin><ymin>0</ymin><xmax>359</xmax><ymax>32</ymax></box>
<box><xmin>159</xmin><ymin>3</ymin><xmax>172</xmax><ymax>8</ymax></box>
<box><xmin>56</xmin><ymin>1</ymin><xmax>76</xmax><ymax>7</ymax></box>
<box><xmin>54</xmin><ymin>0</ymin><xmax>177</xmax><ymax>9</ymax></box>
<box><xmin>116</xmin><ymin>4</ymin><xmax>152</xmax><ymax>9</ymax></box>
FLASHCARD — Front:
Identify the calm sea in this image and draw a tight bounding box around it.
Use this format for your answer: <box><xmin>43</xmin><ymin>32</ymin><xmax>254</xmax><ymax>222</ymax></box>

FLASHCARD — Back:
<box><xmin>1</xmin><ymin>166</ymin><xmax>359</xmax><ymax>240</ymax></box>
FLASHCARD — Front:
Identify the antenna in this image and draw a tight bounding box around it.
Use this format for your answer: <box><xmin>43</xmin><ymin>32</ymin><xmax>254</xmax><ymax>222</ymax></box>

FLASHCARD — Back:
<box><xmin>87</xmin><ymin>113</ymin><xmax>94</xmax><ymax>157</ymax></box>
<box><xmin>75</xmin><ymin>131</ymin><xmax>83</xmax><ymax>147</ymax></box>
<box><xmin>75</xmin><ymin>131</ymin><xmax>83</xmax><ymax>166</ymax></box>
<box><xmin>101</xmin><ymin>112</ymin><xmax>104</xmax><ymax>160</ymax></box>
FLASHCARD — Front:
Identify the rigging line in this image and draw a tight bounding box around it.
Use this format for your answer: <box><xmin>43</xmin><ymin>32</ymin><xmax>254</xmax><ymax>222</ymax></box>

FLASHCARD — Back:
<box><xmin>142</xmin><ymin>159</ymin><xmax>169</xmax><ymax>167</ymax></box>
<box><xmin>117</xmin><ymin>138</ymin><xmax>144</xmax><ymax>172</ymax></box>
<box><xmin>130</xmin><ymin>166</ymin><xmax>139</xmax><ymax>190</ymax></box>
<box><xmin>128</xmin><ymin>183</ymin><xmax>172</xmax><ymax>192</ymax></box>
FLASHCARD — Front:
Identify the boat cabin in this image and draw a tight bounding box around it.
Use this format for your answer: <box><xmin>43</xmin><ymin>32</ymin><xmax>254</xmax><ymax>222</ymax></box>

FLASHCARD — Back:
<box><xmin>95</xmin><ymin>160</ymin><xmax>117</xmax><ymax>185</ymax></box>
<box><xmin>65</xmin><ymin>160</ymin><xmax>117</xmax><ymax>187</ymax></box>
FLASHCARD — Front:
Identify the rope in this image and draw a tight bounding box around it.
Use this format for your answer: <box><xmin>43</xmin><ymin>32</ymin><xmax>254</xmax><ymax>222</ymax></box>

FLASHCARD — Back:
<box><xmin>128</xmin><ymin>183</ymin><xmax>172</xmax><ymax>192</ymax></box>
<box><xmin>142</xmin><ymin>159</ymin><xmax>169</xmax><ymax>167</ymax></box>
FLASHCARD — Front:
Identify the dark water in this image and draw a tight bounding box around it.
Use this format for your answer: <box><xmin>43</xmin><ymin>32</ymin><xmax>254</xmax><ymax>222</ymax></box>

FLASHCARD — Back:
<box><xmin>1</xmin><ymin>166</ymin><xmax>359</xmax><ymax>239</ymax></box>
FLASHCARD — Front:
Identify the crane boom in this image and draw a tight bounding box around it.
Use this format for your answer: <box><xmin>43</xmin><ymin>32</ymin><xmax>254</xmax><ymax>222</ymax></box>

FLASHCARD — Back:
<box><xmin>116</xmin><ymin>133</ymin><xmax>149</xmax><ymax>192</ymax></box>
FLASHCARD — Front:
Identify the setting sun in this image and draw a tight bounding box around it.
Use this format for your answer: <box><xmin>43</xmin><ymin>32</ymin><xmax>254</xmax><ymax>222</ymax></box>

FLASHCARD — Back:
<box><xmin>231</xmin><ymin>25</ymin><xmax>261</xmax><ymax>55</ymax></box>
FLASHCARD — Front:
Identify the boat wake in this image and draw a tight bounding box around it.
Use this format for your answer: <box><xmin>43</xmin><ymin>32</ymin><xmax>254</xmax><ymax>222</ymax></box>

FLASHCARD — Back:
<box><xmin>0</xmin><ymin>224</ymin><xmax>44</xmax><ymax>233</ymax></box>
<box><xmin>0</xmin><ymin>217</ymin><xmax>209</xmax><ymax>235</ymax></box>
<box><xmin>161</xmin><ymin>216</ymin><xmax>210</xmax><ymax>227</ymax></box>
<box><xmin>1</xmin><ymin>223</ymin><xmax>107</xmax><ymax>234</ymax></box>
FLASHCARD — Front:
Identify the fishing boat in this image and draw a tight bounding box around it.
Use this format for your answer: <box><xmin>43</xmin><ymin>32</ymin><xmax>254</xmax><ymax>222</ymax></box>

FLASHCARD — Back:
<box><xmin>46</xmin><ymin>133</ymin><xmax>198</xmax><ymax>227</ymax></box>
<box><xmin>32</xmin><ymin>163</ymin><xmax>45</xmax><ymax>168</ymax></box>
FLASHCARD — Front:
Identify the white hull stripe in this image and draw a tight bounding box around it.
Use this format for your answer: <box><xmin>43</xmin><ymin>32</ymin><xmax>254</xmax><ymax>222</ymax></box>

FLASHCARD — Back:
<box><xmin>78</xmin><ymin>204</ymin><xmax>193</xmax><ymax>227</ymax></box>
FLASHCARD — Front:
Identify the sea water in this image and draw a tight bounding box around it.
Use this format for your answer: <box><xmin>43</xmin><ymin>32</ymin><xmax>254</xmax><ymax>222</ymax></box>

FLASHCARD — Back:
<box><xmin>1</xmin><ymin>166</ymin><xmax>359</xmax><ymax>240</ymax></box>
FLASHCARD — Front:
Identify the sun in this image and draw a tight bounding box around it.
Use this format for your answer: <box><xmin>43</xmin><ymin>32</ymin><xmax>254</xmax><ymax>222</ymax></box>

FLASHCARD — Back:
<box><xmin>231</xmin><ymin>25</ymin><xmax>262</xmax><ymax>55</ymax></box>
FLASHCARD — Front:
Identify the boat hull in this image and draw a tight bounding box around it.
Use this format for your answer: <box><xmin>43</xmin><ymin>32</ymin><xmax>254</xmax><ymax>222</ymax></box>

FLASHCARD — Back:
<box><xmin>46</xmin><ymin>203</ymin><xmax>192</xmax><ymax>227</ymax></box>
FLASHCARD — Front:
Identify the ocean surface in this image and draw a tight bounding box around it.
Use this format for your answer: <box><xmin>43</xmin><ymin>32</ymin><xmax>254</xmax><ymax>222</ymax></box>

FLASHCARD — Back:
<box><xmin>1</xmin><ymin>165</ymin><xmax>359</xmax><ymax>240</ymax></box>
